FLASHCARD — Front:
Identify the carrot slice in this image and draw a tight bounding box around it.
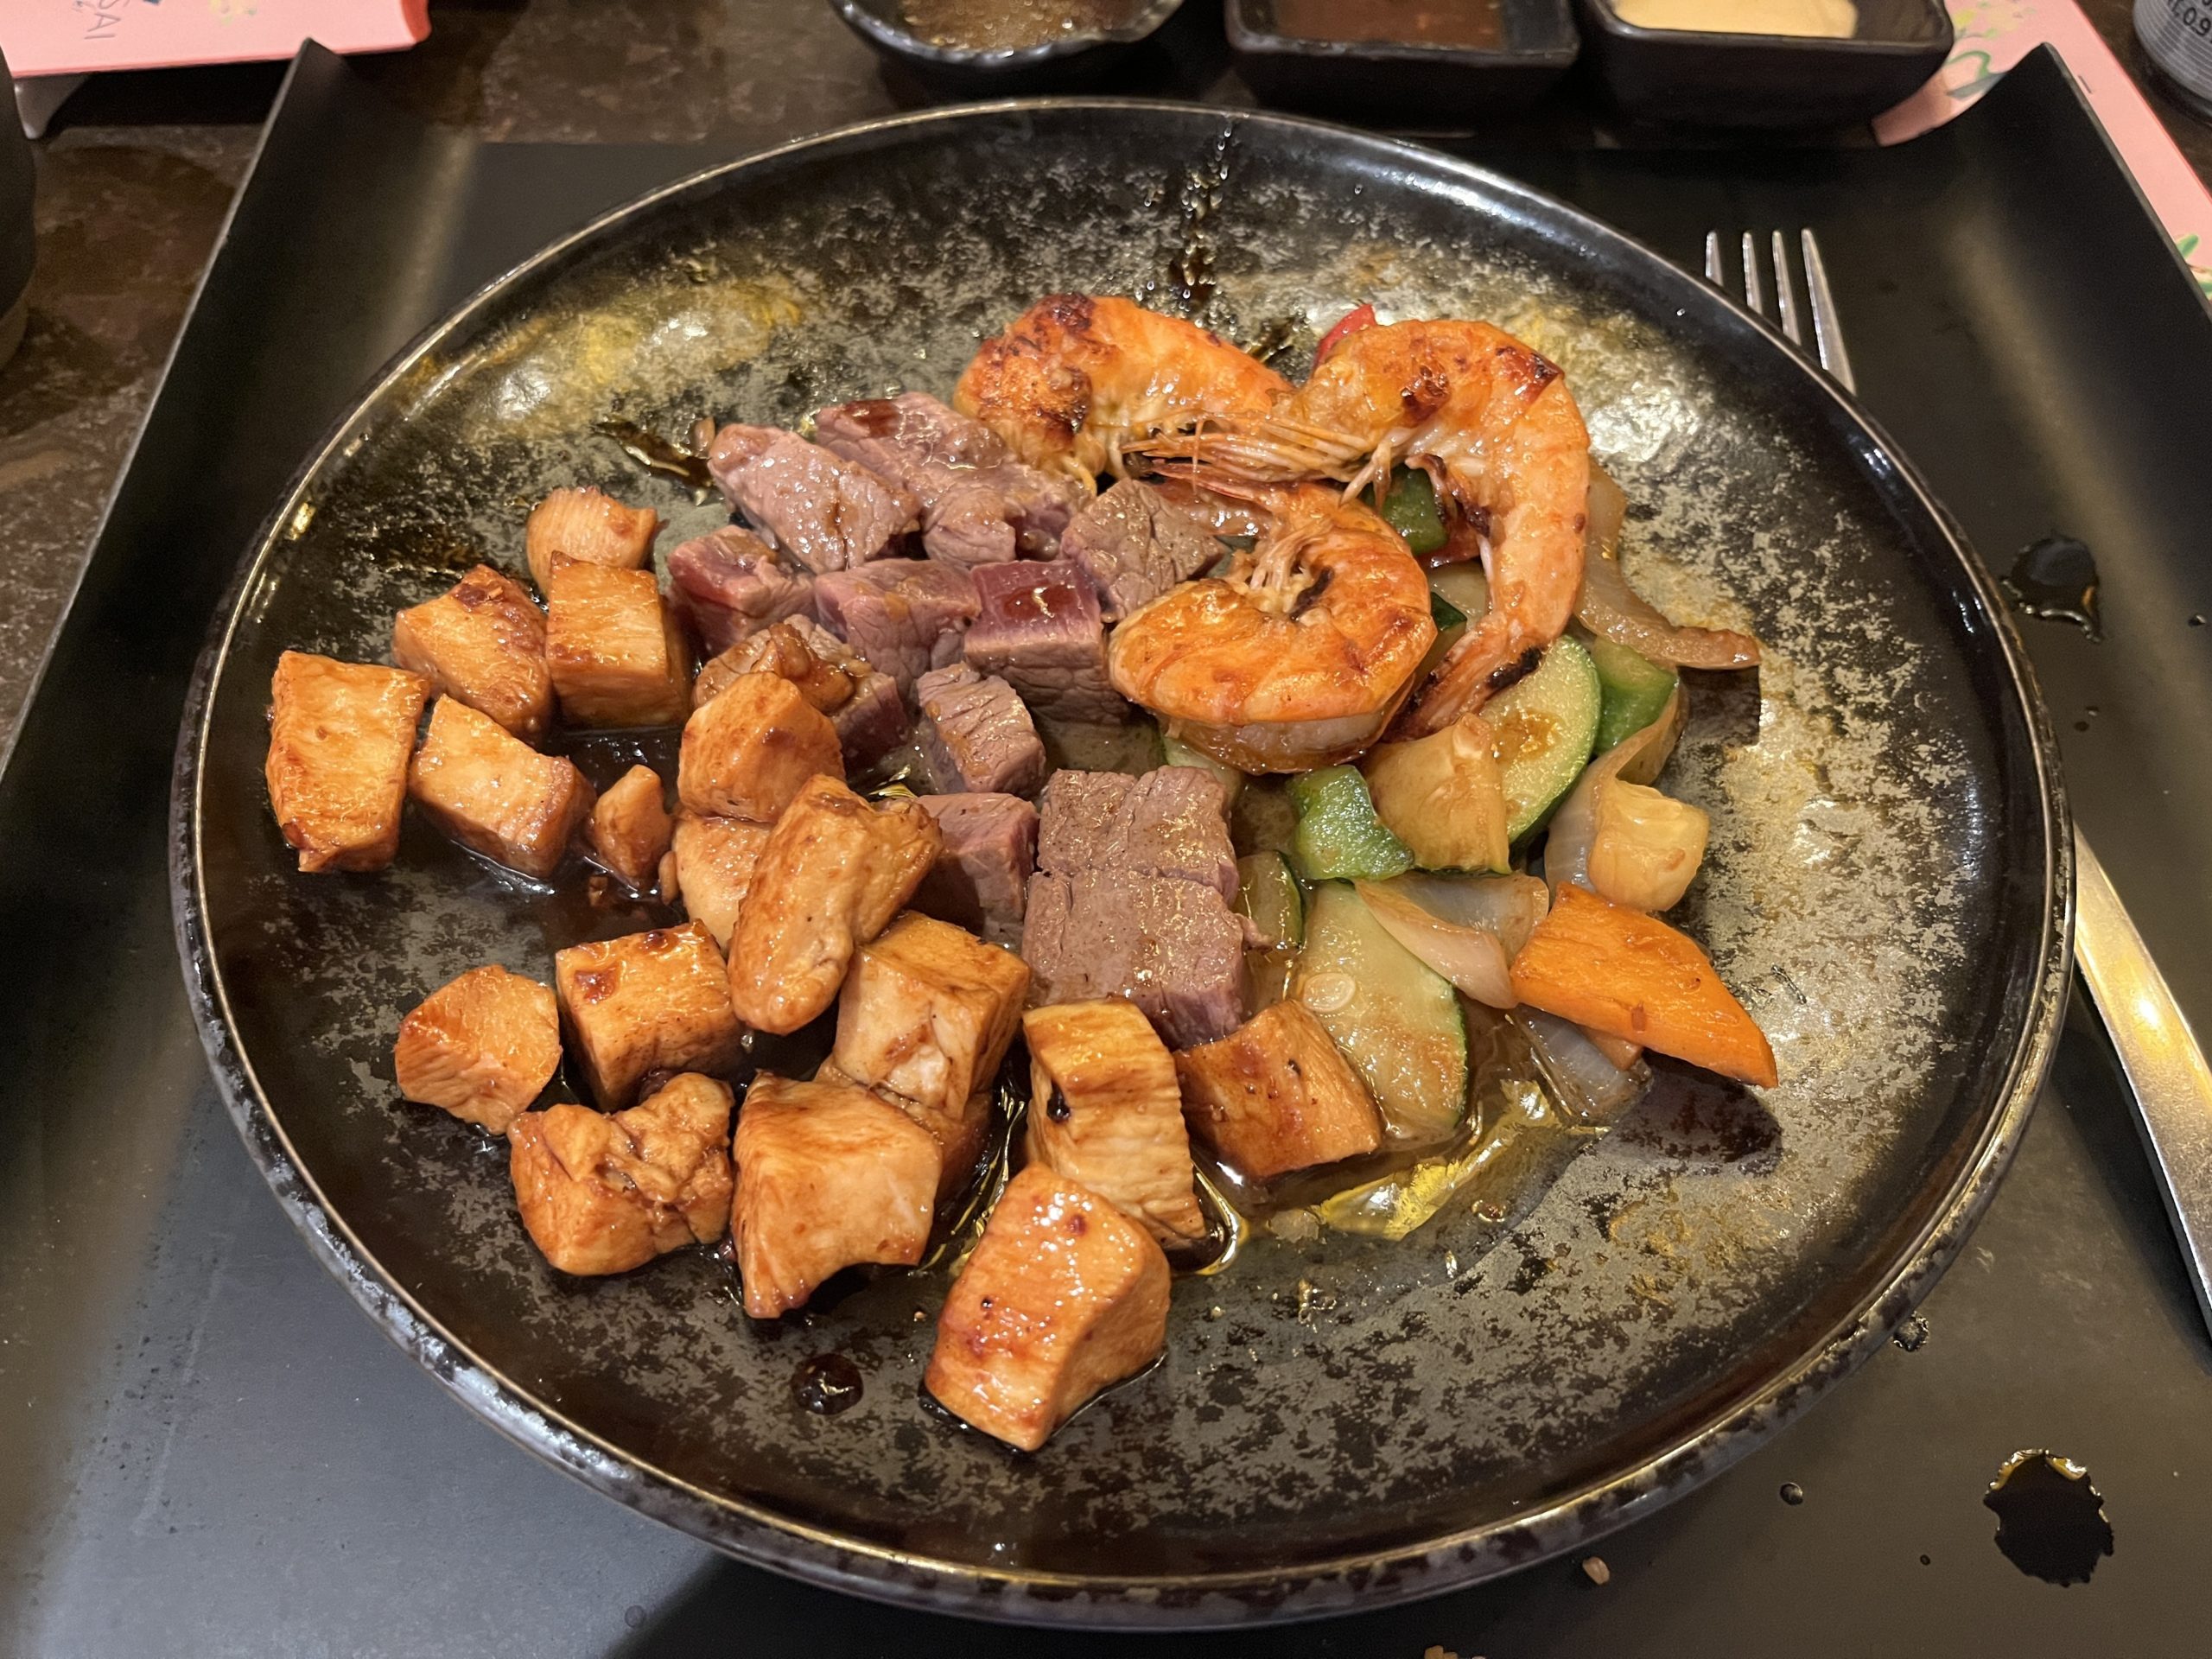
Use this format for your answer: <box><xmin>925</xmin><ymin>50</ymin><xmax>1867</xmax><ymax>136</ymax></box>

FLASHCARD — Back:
<box><xmin>1508</xmin><ymin>883</ymin><xmax>1778</xmax><ymax>1088</ymax></box>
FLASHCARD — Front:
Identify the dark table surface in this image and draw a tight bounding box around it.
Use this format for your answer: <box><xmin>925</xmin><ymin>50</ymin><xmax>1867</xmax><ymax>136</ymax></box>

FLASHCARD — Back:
<box><xmin>4</xmin><ymin>4</ymin><xmax>2212</xmax><ymax>1654</ymax></box>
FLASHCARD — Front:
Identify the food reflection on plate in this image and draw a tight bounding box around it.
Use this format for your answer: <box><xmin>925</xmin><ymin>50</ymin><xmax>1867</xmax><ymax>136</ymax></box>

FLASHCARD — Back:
<box><xmin>264</xmin><ymin>291</ymin><xmax>1778</xmax><ymax>1452</ymax></box>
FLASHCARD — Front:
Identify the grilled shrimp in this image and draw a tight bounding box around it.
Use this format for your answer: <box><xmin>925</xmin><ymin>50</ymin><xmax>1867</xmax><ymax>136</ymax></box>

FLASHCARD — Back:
<box><xmin>1106</xmin><ymin>483</ymin><xmax>1436</xmax><ymax>772</ymax></box>
<box><xmin>1138</xmin><ymin>319</ymin><xmax>1591</xmax><ymax>739</ymax></box>
<box><xmin>954</xmin><ymin>295</ymin><xmax>1291</xmax><ymax>484</ymax></box>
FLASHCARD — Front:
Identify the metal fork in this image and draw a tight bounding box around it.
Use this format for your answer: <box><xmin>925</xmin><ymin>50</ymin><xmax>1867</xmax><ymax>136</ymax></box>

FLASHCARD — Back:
<box><xmin>1706</xmin><ymin>226</ymin><xmax>2212</xmax><ymax>1343</ymax></box>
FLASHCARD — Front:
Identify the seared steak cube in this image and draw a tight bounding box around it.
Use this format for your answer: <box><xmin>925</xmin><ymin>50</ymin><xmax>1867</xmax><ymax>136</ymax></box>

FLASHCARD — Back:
<box><xmin>727</xmin><ymin>776</ymin><xmax>941</xmax><ymax>1034</ymax></box>
<box><xmin>588</xmin><ymin>764</ymin><xmax>673</xmax><ymax>893</ymax></box>
<box><xmin>264</xmin><ymin>652</ymin><xmax>430</xmax><ymax>874</ymax></box>
<box><xmin>408</xmin><ymin>697</ymin><xmax>595</xmax><ymax>880</ymax></box>
<box><xmin>1059</xmin><ymin>478</ymin><xmax>1222</xmax><ymax>622</ymax></box>
<box><xmin>393</xmin><ymin>964</ymin><xmax>561</xmax><ymax>1134</ymax></box>
<box><xmin>834</xmin><ymin>912</ymin><xmax>1029</xmax><ymax>1118</ymax></box>
<box><xmin>731</xmin><ymin>1072</ymin><xmax>941</xmax><ymax>1317</ymax></box>
<box><xmin>667</xmin><ymin>525</ymin><xmax>814</xmax><ymax>656</ymax></box>
<box><xmin>1036</xmin><ymin>766</ymin><xmax>1237</xmax><ymax>906</ymax></box>
<box><xmin>963</xmin><ymin>558</ymin><xmax>1124</xmax><ymax>724</ymax></box>
<box><xmin>816</xmin><ymin>1053</ymin><xmax>991</xmax><ymax>1200</ymax></box>
<box><xmin>911</xmin><ymin>792</ymin><xmax>1038</xmax><ymax>949</ymax></box>
<box><xmin>508</xmin><ymin>1073</ymin><xmax>734</xmax><ymax>1275</ymax></box>
<box><xmin>678</xmin><ymin>671</ymin><xmax>843</xmax><ymax>823</ymax></box>
<box><xmin>543</xmin><ymin>558</ymin><xmax>690</xmax><ymax>728</ymax></box>
<box><xmin>812</xmin><ymin>558</ymin><xmax>979</xmax><ymax>698</ymax></box>
<box><xmin>668</xmin><ymin>810</ymin><xmax>770</xmax><ymax>949</ymax></box>
<box><xmin>524</xmin><ymin>486</ymin><xmax>659</xmax><ymax>593</ymax></box>
<box><xmin>925</xmin><ymin>1164</ymin><xmax>1170</xmax><ymax>1452</ymax></box>
<box><xmin>1022</xmin><ymin>999</ymin><xmax>1205</xmax><ymax>1248</ymax></box>
<box><xmin>1020</xmin><ymin>871</ymin><xmax>1246</xmax><ymax>1048</ymax></box>
<box><xmin>913</xmin><ymin>663</ymin><xmax>1046</xmax><ymax>798</ymax></box>
<box><xmin>694</xmin><ymin>616</ymin><xmax>910</xmax><ymax>772</ymax></box>
<box><xmin>1175</xmin><ymin>1001</ymin><xmax>1383</xmax><ymax>1180</ymax></box>
<box><xmin>555</xmin><ymin>921</ymin><xmax>744</xmax><ymax>1107</ymax></box>
<box><xmin>390</xmin><ymin>564</ymin><xmax>553</xmax><ymax>741</ymax></box>
<box><xmin>706</xmin><ymin>423</ymin><xmax>918</xmax><ymax>574</ymax></box>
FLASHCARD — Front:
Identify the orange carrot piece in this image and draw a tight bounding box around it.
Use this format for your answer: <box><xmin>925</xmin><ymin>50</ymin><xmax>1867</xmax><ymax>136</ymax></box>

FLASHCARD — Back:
<box><xmin>1508</xmin><ymin>883</ymin><xmax>1778</xmax><ymax>1089</ymax></box>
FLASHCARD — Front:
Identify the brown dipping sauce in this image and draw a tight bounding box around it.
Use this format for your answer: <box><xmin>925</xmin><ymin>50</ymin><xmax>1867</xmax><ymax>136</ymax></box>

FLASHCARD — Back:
<box><xmin>1269</xmin><ymin>0</ymin><xmax>1507</xmax><ymax>48</ymax></box>
<box><xmin>896</xmin><ymin>0</ymin><xmax>1151</xmax><ymax>51</ymax></box>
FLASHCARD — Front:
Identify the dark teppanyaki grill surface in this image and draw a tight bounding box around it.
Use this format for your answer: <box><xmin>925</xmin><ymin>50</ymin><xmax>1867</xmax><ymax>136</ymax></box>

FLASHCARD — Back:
<box><xmin>173</xmin><ymin>99</ymin><xmax>2065</xmax><ymax>1619</ymax></box>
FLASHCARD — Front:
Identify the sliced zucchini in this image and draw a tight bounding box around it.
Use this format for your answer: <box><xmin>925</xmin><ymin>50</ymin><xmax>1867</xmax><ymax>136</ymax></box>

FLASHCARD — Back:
<box><xmin>1288</xmin><ymin>766</ymin><xmax>1414</xmax><ymax>882</ymax></box>
<box><xmin>1488</xmin><ymin>636</ymin><xmax>1601</xmax><ymax>842</ymax></box>
<box><xmin>1294</xmin><ymin>883</ymin><xmax>1469</xmax><ymax>1144</ymax></box>
<box><xmin>1366</xmin><ymin>464</ymin><xmax>1447</xmax><ymax>555</ymax></box>
<box><xmin>1429</xmin><ymin>589</ymin><xmax>1466</xmax><ymax>632</ymax></box>
<box><xmin>1588</xmin><ymin>634</ymin><xmax>1679</xmax><ymax>754</ymax></box>
<box><xmin>1236</xmin><ymin>851</ymin><xmax>1304</xmax><ymax>949</ymax></box>
<box><xmin>1161</xmin><ymin>728</ymin><xmax>1244</xmax><ymax>807</ymax></box>
<box><xmin>1427</xmin><ymin>563</ymin><xmax>1490</xmax><ymax>621</ymax></box>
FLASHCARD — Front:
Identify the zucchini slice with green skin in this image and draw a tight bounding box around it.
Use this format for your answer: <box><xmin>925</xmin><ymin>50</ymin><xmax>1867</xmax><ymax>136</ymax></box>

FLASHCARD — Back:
<box><xmin>1294</xmin><ymin>883</ymin><xmax>1469</xmax><ymax>1144</ymax></box>
<box><xmin>1236</xmin><ymin>851</ymin><xmax>1304</xmax><ymax>949</ymax></box>
<box><xmin>1427</xmin><ymin>563</ymin><xmax>1490</xmax><ymax>622</ymax></box>
<box><xmin>1161</xmin><ymin>729</ymin><xmax>1245</xmax><ymax>805</ymax></box>
<box><xmin>1489</xmin><ymin>636</ymin><xmax>1602</xmax><ymax>842</ymax></box>
<box><xmin>1366</xmin><ymin>465</ymin><xmax>1448</xmax><ymax>555</ymax></box>
<box><xmin>1588</xmin><ymin>634</ymin><xmax>1679</xmax><ymax>754</ymax></box>
<box><xmin>1288</xmin><ymin>766</ymin><xmax>1414</xmax><ymax>882</ymax></box>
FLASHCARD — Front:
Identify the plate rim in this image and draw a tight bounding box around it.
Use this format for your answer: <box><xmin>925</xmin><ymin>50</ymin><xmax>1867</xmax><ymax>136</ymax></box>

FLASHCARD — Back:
<box><xmin>168</xmin><ymin>95</ymin><xmax>2073</xmax><ymax>1628</ymax></box>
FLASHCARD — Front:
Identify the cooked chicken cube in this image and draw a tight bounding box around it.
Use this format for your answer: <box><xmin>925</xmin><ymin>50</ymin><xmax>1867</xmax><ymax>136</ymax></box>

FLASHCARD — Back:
<box><xmin>1021</xmin><ymin>999</ymin><xmax>1206</xmax><ymax>1249</ymax></box>
<box><xmin>668</xmin><ymin>810</ymin><xmax>770</xmax><ymax>949</ymax></box>
<box><xmin>727</xmin><ymin>776</ymin><xmax>942</xmax><ymax>1034</ymax></box>
<box><xmin>693</xmin><ymin>618</ymin><xmax>856</xmax><ymax>716</ymax></box>
<box><xmin>677</xmin><ymin>671</ymin><xmax>843</xmax><ymax>823</ymax></box>
<box><xmin>587</xmin><ymin>764</ymin><xmax>673</xmax><ymax>892</ymax></box>
<box><xmin>524</xmin><ymin>486</ymin><xmax>659</xmax><ymax>592</ymax></box>
<box><xmin>264</xmin><ymin>651</ymin><xmax>430</xmax><ymax>874</ymax></box>
<box><xmin>925</xmin><ymin>1164</ymin><xmax>1170</xmax><ymax>1452</ymax></box>
<box><xmin>833</xmin><ymin>912</ymin><xmax>1029</xmax><ymax>1120</ymax></box>
<box><xmin>392</xmin><ymin>964</ymin><xmax>561</xmax><ymax>1134</ymax></box>
<box><xmin>390</xmin><ymin>564</ymin><xmax>553</xmax><ymax>741</ymax></box>
<box><xmin>543</xmin><ymin>558</ymin><xmax>690</xmax><ymax>728</ymax></box>
<box><xmin>407</xmin><ymin>696</ymin><xmax>596</xmax><ymax>880</ymax></box>
<box><xmin>555</xmin><ymin>920</ymin><xmax>745</xmax><ymax>1107</ymax></box>
<box><xmin>1175</xmin><ymin>1001</ymin><xmax>1384</xmax><ymax>1181</ymax></box>
<box><xmin>815</xmin><ymin>1053</ymin><xmax>991</xmax><ymax>1199</ymax></box>
<box><xmin>508</xmin><ymin>1072</ymin><xmax>734</xmax><ymax>1275</ymax></box>
<box><xmin>731</xmin><ymin>1073</ymin><xmax>941</xmax><ymax>1317</ymax></box>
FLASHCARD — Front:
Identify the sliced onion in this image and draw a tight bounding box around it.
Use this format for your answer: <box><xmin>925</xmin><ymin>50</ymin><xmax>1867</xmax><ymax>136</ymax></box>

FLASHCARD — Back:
<box><xmin>1575</xmin><ymin>468</ymin><xmax>1762</xmax><ymax>670</ymax></box>
<box><xmin>1513</xmin><ymin>1008</ymin><xmax>1651</xmax><ymax>1124</ymax></box>
<box><xmin>1353</xmin><ymin>874</ymin><xmax>1549</xmax><ymax>1009</ymax></box>
<box><xmin>1545</xmin><ymin>685</ymin><xmax>1688</xmax><ymax>897</ymax></box>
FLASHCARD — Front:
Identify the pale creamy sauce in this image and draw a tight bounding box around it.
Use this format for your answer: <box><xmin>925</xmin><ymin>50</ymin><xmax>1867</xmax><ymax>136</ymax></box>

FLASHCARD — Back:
<box><xmin>1611</xmin><ymin>0</ymin><xmax>1858</xmax><ymax>37</ymax></box>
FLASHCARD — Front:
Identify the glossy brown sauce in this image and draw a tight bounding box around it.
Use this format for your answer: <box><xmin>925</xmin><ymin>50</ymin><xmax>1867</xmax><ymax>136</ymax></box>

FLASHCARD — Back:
<box><xmin>1270</xmin><ymin>0</ymin><xmax>1506</xmax><ymax>49</ymax></box>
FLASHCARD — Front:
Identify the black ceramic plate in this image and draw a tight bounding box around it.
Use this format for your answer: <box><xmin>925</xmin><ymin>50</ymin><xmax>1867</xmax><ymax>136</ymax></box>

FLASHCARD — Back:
<box><xmin>173</xmin><ymin>100</ymin><xmax>2067</xmax><ymax>1626</ymax></box>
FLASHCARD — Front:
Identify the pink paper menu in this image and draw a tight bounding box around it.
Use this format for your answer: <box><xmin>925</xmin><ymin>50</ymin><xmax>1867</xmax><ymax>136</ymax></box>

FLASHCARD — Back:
<box><xmin>1876</xmin><ymin>0</ymin><xmax>2212</xmax><ymax>302</ymax></box>
<box><xmin>2</xmin><ymin>1</ymin><xmax>428</xmax><ymax>79</ymax></box>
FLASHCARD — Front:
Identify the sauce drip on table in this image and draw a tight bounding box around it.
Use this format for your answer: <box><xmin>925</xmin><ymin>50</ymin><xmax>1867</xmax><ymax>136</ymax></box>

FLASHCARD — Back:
<box><xmin>1983</xmin><ymin>1451</ymin><xmax>2113</xmax><ymax>1585</ymax></box>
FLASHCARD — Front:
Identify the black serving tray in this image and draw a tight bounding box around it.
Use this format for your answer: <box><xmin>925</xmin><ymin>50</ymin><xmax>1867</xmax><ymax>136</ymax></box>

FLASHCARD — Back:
<box><xmin>5</xmin><ymin>43</ymin><xmax>2212</xmax><ymax>1656</ymax></box>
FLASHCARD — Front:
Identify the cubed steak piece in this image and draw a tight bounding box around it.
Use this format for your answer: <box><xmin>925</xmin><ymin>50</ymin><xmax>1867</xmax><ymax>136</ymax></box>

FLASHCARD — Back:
<box><xmin>1176</xmin><ymin>1000</ymin><xmax>1384</xmax><ymax>1181</ymax></box>
<box><xmin>508</xmin><ymin>1073</ymin><xmax>734</xmax><ymax>1276</ymax></box>
<box><xmin>816</xmin><ymin>1053</ymin><xmax>992</xmax><ymax>1200</ymax></box>
<box><xmin>588</xmin><ymin>765</ymin><xmax>673</xmax><ymax>893</ymax></box>
<box><xmin>393</xmin><ymin>964</ymin><xmax>561</xmax><ymax>1135</ymax></box>
<box><xmin>731</xmin><ymin>1072</ymin><xmax>941</xmax><ymax>1318</ymax></box>
<box><xmin>667</xmin><ymin>525</ymin><xmax>815</xmax><ymax>656</ymax></box>
<box><xmin>911</xmin><ymin>792</ymin><xmax>1038</xmax><ymax>949</ymax></box>
<box><xmin>963</xmin><ymin>558</ymin><xmax>1124</xmax><ymax>724</ymax></box>
<box><xmin>914</xmin><ymin>663</ymin><xmax>1046</xmax><ymax>798</ymax></box>
<box><xmin>811</xmin><ymin>392</ymin><xmax>1084</xmax><ymax>569</ymax></box>
<box><xmin>524</xmin><ymin>486</ymin><xmax>660</xmax><ymax>593</ymax></box>
<box><xmin>834</xmin><ymin>912</ymin><xmax>1029</xmax><ymax>1119</ymax></box>
<box><xmin>391</xmin><ymin>564</ymin><xmax>553</xmax><ymax>741</ymax></box>
<box><xmin>1021</xmin><ymin>871</ymin><xmax>1246</xmax><ymax>1049</ymax></box>
<box><xmin>1059</xmin><ymin>478</ymin><xmax>1223</xmax><ymax>622</ymax></box>
<box><xmin>705</xmin><ymin>423</ymin><xmax>918</xmax><ymax>574</ymax></box>
<box><xmin>812</xmin><ymin>558</ymin><xmax>979</xmax><ymax>699</ymax></box>
<box><xmin>554</xmin><ymin>921</ymin><xmax>745</xmax><ymax>1108</ymax></box>
<box><xmin>543</xmin><ymin>558</ymin><xmax>690</xmax><ymax>727</ymax></box>
<box><xmin>925</xmin><ymin>1164</ymin><xmax>1170</xmax><ymax>1452</ymax></box>
<box><xmin>264</xmin><ymin>652</ymin><xmax>429</xmax><ymax>874</ymax></box>
<box><xmin>1036</xmin><ymin>766</ymin><xmax>1237</xmax><ymax>906</ymax></box>
<box><xmin>694</xmin><ymin>617</ymin><xmax>910</xmax><ymax>772</ymax></box>
<box><xmin>408</xmin><ymin>697</ymin><xmax>595</xmax><ymax>880</ymax></box>
<box><xmin>727</xmin><ymin>776</ymin><xmax>941</xmax><ymax>1034</ymax></box>
<box><xmin>668</xmin><ymin>810</ymin><xmax>770</xmax><ymax>949</ymax></box>
<box><xmin>678</xmin><ymin>671</ymin><xmax>843</xmax><ymax>823</ymax></box>
<box><xmin>1022</xmin><ymin>999</ymin><xmax>1205</xmax><ymax>1248</ymax></box>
